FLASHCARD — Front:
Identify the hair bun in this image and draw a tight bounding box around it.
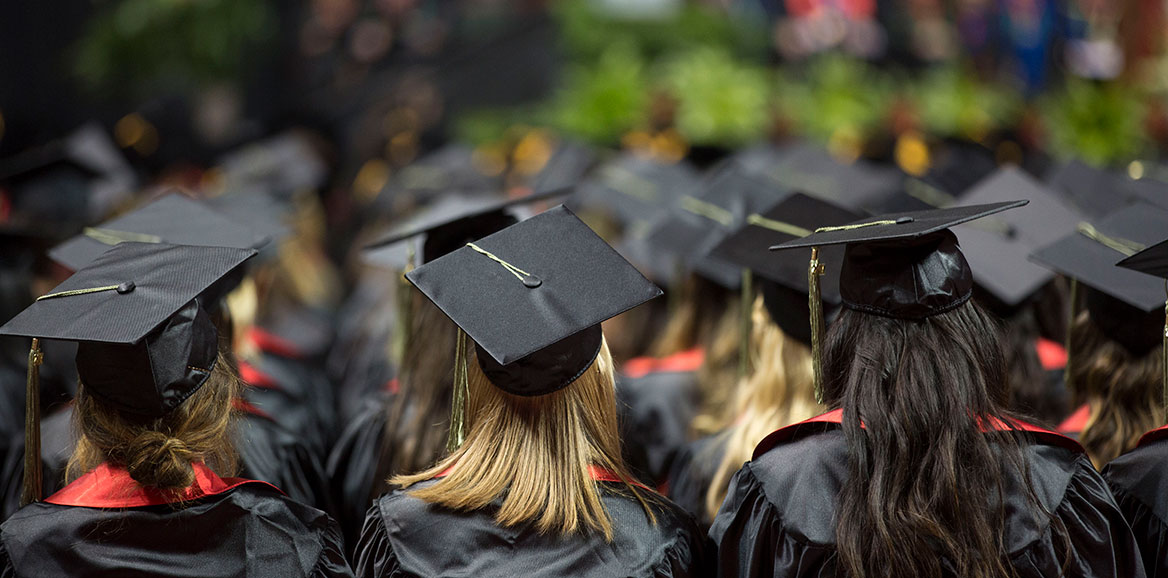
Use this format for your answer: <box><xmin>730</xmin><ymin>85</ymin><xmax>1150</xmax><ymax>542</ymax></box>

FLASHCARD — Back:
<box><xmin>125</xmin><ymin>430</ymin><xmax>196</xmax><ymax>489</ymax></box>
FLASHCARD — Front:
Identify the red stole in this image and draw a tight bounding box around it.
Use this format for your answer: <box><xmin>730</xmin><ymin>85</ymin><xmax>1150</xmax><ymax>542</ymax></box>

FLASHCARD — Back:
<box><xmin>1058</xmin><ymin>404</ymin><xmax>1091</xmax><ymax>435</ymax></box>
<box><xmin>45</xmin><ymin>462</ymin><xmax>280</xmax><ymax>508</ymax></box>
<box><xmin>753</xmin><ymin>408</ymin><xmax>1084</xmax><ymax>460</ymax></box>
<box><xmin>622</xmin><ymin>347</ymin><xmax>705</xmax><ymax>379</ymax></box>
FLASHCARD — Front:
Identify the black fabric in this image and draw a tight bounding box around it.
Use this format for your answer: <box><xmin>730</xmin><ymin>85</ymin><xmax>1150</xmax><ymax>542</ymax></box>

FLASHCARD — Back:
<box><xmin>353</xmin><ymin>481</ymin><xmax>711</xmax><ymax>578</ymax></box>
<box><xmin>77</xmin><ymin>299</ymin><xmax>218</xmax><ymax>418</ymax></box>
<box><xmin>326</xmin><ymin>392</ymin><xmax>393</xmax><ymax>549</ymax></box>
<box><xmin>840</xmin><ymin>230</ymin><xmax>973</xmax><ymax>319</ymax></box>
<box><xmin>711</xmin><ymin>428</ymin><xmax>1145</xmax><ymax>577</ymax></box>
<box><xmin>0</xmin><ymin>484</ymin><xmax>353</xmax><ymax>578</ymax></box>
<box><xmin>760</xmin><ymin>279</ymin><xmax>825</xmax><ymax>347</ymax></box>
<box><xmin>616</xmin><ymin>369</ymin><xmax>701</xmax><ymax>486</ymax></box>
<box><xmin>474</xmin><ymin>325</ymin><xmax>603</xmax><ymax>397</ymax></box>
<box><xmin>1104</xmin><ymin>437</ymin><xmax>1168</xmax><ymax>578</ymax></box>
<box><xmin>666</xmin><ymin>434</ymin><xmax>728</xmax><ymax>530</ymax></box>
<box><xmin>49</xmin><ymin>192</ymin><xmax>266</xmax><ymax>271</ymax></box>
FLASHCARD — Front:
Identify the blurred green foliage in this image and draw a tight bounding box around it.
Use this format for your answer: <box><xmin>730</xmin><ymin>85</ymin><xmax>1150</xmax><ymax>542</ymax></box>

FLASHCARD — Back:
<box><xmin>914</xmin><ymin>66</ymin><xmax>1023</xmax><ymax>140</ymax></box>
<box><xmin>1040</xmin><ymin>80</ymin><xmax>1149</xmax><ymax>167</ymax></box>
<box><xmin>75</xmin><ymin>0</ymin><xmax>274</xmax><ymax>94</ymax></box>
<box><xmin>657</xmin><ymin>47</ymin><xmax>771</xmax><ymax>146</ymax></box>
<box><xmin>544</xmin><ymin>43</ymin><xmax>651</xmax><ymax>145</ymax></box>
<box><xmin>774</xmin><ymin>54</ymin><xmax>893</xmax><ymax>144</ymax></box>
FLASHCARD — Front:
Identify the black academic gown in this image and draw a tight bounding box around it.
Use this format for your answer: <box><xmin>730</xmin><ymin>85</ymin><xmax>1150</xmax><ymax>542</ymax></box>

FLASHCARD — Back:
<box><xmin>239</xmin><ymin>359</ymin><xmax>333</xmax><ymax>462</ymax></box>
<box><xmin>0</xmin><ymin>462</ymin><xmax>353</xmax><ymax>578</ymax></box>
<box><xmin>325</xmin><ymin>392</ymin><xmax>392</xmax><ymax>548</ymax></box>
<box><xmin>666</xmin><ymin>434</ymin><xmax>729</xmax><ymax>529</ymax></box>
<box><xmin>353</xmin><ymin>478</ymin><xmax>711</xmax><ymax>578</ymax></box>
<box><xmin>616</xmin><ymin>356</ymin><xmax>702</xmax><ymax>486</ymax></box>
<box><xmin>711</xmin><ymin>411</ymin><xmax>1146</xmax><ymax>578</ymax></box>
<box><xmin>1103</xmin><ymin>427</ymin><xmax>1168</xmax><ymax>577</ymax></box>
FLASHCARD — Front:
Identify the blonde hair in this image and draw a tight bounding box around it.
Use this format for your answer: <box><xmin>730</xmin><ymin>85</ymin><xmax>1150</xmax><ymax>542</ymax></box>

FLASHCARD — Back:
<box><xmin>393</xmin><ymin>338</ymin><xmax>656</xmax><ymax>540</ymax></box>
<box><xmin>67</xmin><ymin>353</ymin><xmax>240</xmax><ymax>491</ymax></box>
<box><xmin>701</xmin><ymin>295</ymin><xmax>820</xmax><ymax>519</ymax></box>
<box><xmin>1070</xmin><ymin>310</ymin><xmax>1164</xmax><ymax>468</ymax></box>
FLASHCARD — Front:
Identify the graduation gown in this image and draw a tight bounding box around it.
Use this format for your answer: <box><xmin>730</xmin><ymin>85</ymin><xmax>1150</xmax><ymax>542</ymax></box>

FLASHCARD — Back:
<box><xmin>1103</xmin><ymin>427</ymin><xmax>1168</xmax><ymax>576</ymax></box>
<box><xmin>711</xmin><ymin>410</ymin><xmax>1145</xmax><ymax>578</ymax></box>
<box><xmin>666</xmin><ymin>434</ymin><xmax>728</xmax><ymax>529</ymax></box>
<box><xmin>616</xmin><ymin>348</ymin><xmax>704</xmax><ymax>486</ymax></box>
<box><xmin>0</xmin><ymin>462</ymin><xmax>353</xmax><ymax>578</ymax></box>
<box><xmin>239</xmin><ymin>359</ymin><xmax>333</xmax><ymax>461</ymax></box>
<box><xmin>353</xmin><ymin>475</ymin><xmax>712</xmax><ymax>578</ymax></box>
<box><xmin>325</xmin><ymin>391</ymin><xmax>392</xmax><ymax>548</ymax></box>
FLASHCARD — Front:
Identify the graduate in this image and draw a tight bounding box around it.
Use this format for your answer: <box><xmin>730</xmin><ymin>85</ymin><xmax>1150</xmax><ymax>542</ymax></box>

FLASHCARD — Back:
<box><xmin>1101</xmin><ymin>237</ymin><xmax>1168</xmax><ymax>576</ymax></box>
<box><xmin>0</xmin><ymin>242</ymin><xmax>352</xmax><ymax>577</ymax></box>
<box><xmin>354</xmin><ymin>206</ymin><xmax>710</xmax><ymax>577</ymax></box>
<box><xmin>1031</xmin><ymin>202</ymin><xmax>1168</xmax><ymax>466</ymax></box>
<box><xmin>712</xmin><ymin>202</ymin><xmax>1144</xmax><ymax>577</ymax></box>
<box><xmin>667</xmin><ymin>193</ymin><xmax>859</xmax><ymax>527</ymax></box>
<box><xmin>327</xmin><ymin>191</ymin><xmax>562</xmax><ymax>545</ymax></box>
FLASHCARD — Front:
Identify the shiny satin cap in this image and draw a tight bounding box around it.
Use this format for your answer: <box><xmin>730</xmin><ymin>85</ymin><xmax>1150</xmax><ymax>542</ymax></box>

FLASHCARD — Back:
<box><xmin>363</xmin><ymin>189</ymin><xmax>567</xmax><ymax>266</ymax></box>
<box><xmin>954</xmin><ymin>167</ymin><xmax>1084</xmax><ymax>307</ymax></box>
<box><xmin>406</xmin><ymin>205</ymin><xmax>662</xmax><ymax>396</ymax></box>
<box><xmin>49</xmin><ymin>191</ymin><xmax>268</xmax><ymax>272</ymax></box>
<box><xmin>769</xmin><ymin>201</ymin><xmax>1027</xmax><ymax>320</ymax></box>
<box><xmin>0</xmin><ymin>242</ymin><xmax>256</xmax><ymax>417</ymax></box>
<box><xmin>1031</xmin><ymin>203</ymin><xmax>1168</xmax><ymax>354</ymax></box>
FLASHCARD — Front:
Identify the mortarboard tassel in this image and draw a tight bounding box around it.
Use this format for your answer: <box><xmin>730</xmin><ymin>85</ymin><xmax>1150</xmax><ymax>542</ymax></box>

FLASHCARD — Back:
<box><xmin>21</xmin><ymin>338</ymin><xmax>43</xmax><ymax>506</ymax></box>
<box><xmin>392</xmin><ymin>245</ymin><xmax>417</xmax><ymax>368</ymax></box>
<box><xmin>808</xmin><ymin>248</ymin><xmax>826</xmax><ymax>404</ymax></box>
<box><xmin>738</xmin><ymin>268</ymin><xmax>752</xmax><ymax>379</ymax></box>
<box><xmin>446</xmin><ymin>328</ymin><xmax>469</xmax><ymax>453</ymax></box>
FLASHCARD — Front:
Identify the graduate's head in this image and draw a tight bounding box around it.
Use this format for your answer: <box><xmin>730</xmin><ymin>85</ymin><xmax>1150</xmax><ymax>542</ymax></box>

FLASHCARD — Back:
<box><xmin>395</xmin><ymin>206</ymin><xmax>662</xmax><ymax>540</ymax></box>
<box><xmin>770</xmin><ymin>201</ymin><xmax>1043</xmax><ymax>578</ymax></box>
<box><xmin>0</xmin><ymin>243</ymin><xmax>255</xmax><ymax>493</ymax></box>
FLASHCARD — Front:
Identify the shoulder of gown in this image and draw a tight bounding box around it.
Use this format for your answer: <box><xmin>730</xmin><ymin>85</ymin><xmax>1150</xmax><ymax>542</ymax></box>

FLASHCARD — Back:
<box><xmin>1103</xmin><ymin>436</ymin><xmax>1168</xmax><ymax>577</ymax></box>
<box><xmin>666</xmin><ymin>433</ymin><xmax>726</xmax><ymax>529</ymax></box>
<box><xmin>616</xmin><ymin>370</ymin><xmax>701</xmax><ymax>486</ymax></box>
<box><xmin>355</xmin><ymin>481</ymin><xmax>711</xmax><ymax>578</ymax></box>
<box><xmin>1</xmin><ymin>483</ymin><xmax>354</xmax><ymax>578</ymax></box>
<box><xmin>326</xmin><ymin>392</ymin><xmax>392</xmax><ymax>550</ymax></box>
<box><xmin>711</xmin><ymin>428</ymin><xmax>1146</xmax><ymax>578</ymax></box>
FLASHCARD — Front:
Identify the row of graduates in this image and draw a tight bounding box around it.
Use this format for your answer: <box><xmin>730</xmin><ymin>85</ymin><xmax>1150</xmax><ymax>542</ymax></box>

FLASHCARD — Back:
<box><xmin>3</xmin><ymin>140</ymin><xmax>1168</xmax><ymax>575</ymax></box>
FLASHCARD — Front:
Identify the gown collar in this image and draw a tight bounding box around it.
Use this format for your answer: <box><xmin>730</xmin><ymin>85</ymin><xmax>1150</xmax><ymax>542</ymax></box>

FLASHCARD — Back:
<box><xmin>753</xmin><ymin>408</ymin><xmax>1084</xmax><ymax>460</ymax></box>
<box><xmin>44</xmin><ymin>462</ymin><xmax>280</xmax><ymax>508</ymax></box>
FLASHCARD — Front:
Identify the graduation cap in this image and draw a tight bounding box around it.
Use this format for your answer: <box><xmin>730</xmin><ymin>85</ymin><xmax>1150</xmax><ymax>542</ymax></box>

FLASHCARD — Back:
<box><xmin>638</xmin><ymin>161</ymin><xmax>792</xmax><ymax>288</ymax></box>
<box><xmin>0</xmin><ymin>242</ymin><xmax>255</xmax><ymax>503</ymax></box>
<box><xmin>527</xmin><ymin>140</ymin><xmax>596</xmax><ymax>196</ymax></box>
<box><xmin>731</xmin><ymin>143</ymin><xmax>905</xmax><ymax>212</ymax></box>
<box><xmin>709</xmin><ymin>193</ymin><xmax>863</xmax><ymax>345</ymax></box>
<box><xmin>953</xmin><ymin>166</ymin><xmax>1085</xmax><ymax>309</ymax></box>
<box><xmin>769</xmin><ymin>201</ymin><xmax>1027</xmax><ymax>393</ymax></box>
<box><xmin>1115</xmin><ymin>239</ymin><xmax>1168</xmax><ymax>406</ymax></box>
<box><xmin>1031</xmin><ymin>203</ymin><xmax>1168</xmax><ymax>355</ymax></box>
<box><xmin>0</xmin><ymin>139</ymin><xmax>102</xmax><ymax>232</ymax></box>
<box><xmin>49</xmin><ymin>192</ymin><xmax>268</xmax><ymax>272</ymax></box>
<box><xmin>375</xmin><ymin>145</ymin><xmax>504</xmax><ymax>209</ymax></box>
<box><xmin>571</xmin><ymin>154</ymin><xmax>701</xmax><ymax>228</ymax></box>
<box><xmin>406</xmin><ymin>205</ymin><xmax>661</xmax><ymax>400</ymax></box>
<box><xmin>1045</xmin><ymin>160</ymin><xmax>1136</xmax><ymax>219</ymax></box>
<box><xmin>208</xmin><ymin>189</ymin><xmax>293</xmax><ymax>246</ymax></box>
<box><xmin>363</xmin><ymin>189</ymin><xmax>568</xmax><ymax>267</ymax></box>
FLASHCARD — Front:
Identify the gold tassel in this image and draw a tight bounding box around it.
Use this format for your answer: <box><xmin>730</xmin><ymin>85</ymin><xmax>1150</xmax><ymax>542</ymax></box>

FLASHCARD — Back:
<box><xmin>809</xmin><ymin>248</ymin><xmax>826</xmax><ymax>404</ymax></box>
<box><xmin>1065</xmin><ymin>278</ymin><xmax>1081</xmax><ymax>395</ymax></box>
<box><xmin>446</xmin><ymin>328</ymin><xmax>469</xmax><ymax>453</ymax></box>
<box><xmin>21</xmin><ymin>338</ymin><xmax>43</xmax><ymax>507</ymax></box>
<box><xmin>738</xmin><ymin>268</ymin><xmax>753</xmax><ymax>379</ymax></box>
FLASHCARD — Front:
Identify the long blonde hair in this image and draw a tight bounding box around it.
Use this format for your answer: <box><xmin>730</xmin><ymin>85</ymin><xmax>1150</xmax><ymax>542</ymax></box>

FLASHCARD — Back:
<box><xmin>67</xmin><ymin>353</ymin><xmax>240</xmax><ymax>491</ymax></box>
<box><xmin>393</xmin><ymin>338</ymin><xmax>655</xmax><ymax>540</ymax></box>
<box><xmin>701</xmin><ymin>295</ymin><xmax>820</xmax><ymax>519</ymax></box>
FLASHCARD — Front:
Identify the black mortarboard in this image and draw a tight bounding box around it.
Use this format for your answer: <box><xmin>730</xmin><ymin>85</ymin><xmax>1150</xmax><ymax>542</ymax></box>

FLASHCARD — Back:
<box><xmin>375</xmin><ymin>145</ymin><xmax>504</xmax><ymax>208</ymax></box>
<box><xmin>49</xmin><ymin>192</ymin><xmax>268</xmax><ymax>272</ymax></box>
<box><xmin>953</xmin><ymin>166</ymin><xmax>1084</xmax><ymax>307</ymax></box>
<box><xmin>571</xmin><ymin>154</ymin><xmax>701</xmax><ymax>227</ymax></box>
<box><xmin>363</xmin><ymin>189</ymin><xmax>567</xmax><ymax>267</ymax></box>
<box><xmin>1045</xmin><ymin>160</ymin><xmax>1135</xmax><ymax>219</ymax></box>
<box><xmin>0</xmin><ymin>242</ymin><xmax>256</xmax><ymax>417</ymax></box>
<box><xmin>527</xmin><ymin>140</ymin><xmax>596</xmax><ymax>196</ymax></box>
<box><xmin>406</xmin><ymin>205</ymin><xmax>662</xmax><ymax>397</ymax></box>
<box><xmin>709</xmin><ymin>194</ymin><xmax>863</xmax><ymax>339</ymax></box>
<box><xmin>208</xmin><ymin>189</ymin><xmax>293</xmax><ymax>247</ymax></box>
<box><xmin>770</xmin><ymin>201</ymin><xmax>1027</xmax><ymax>319</ymax></box>
<box><xmin>639</xmin><ymin>161</ymin><xmax>792</xmax><ymax>288</ymax></box>
<box><xmin>730</xmin><ymin>143</ymin><xmax>905</xmax><ymax>211</ymax></box>
<box><xmin>1031</xmin><ymin>203</ymin><xmax>1168</xmax><ymax>354</ymax></box>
